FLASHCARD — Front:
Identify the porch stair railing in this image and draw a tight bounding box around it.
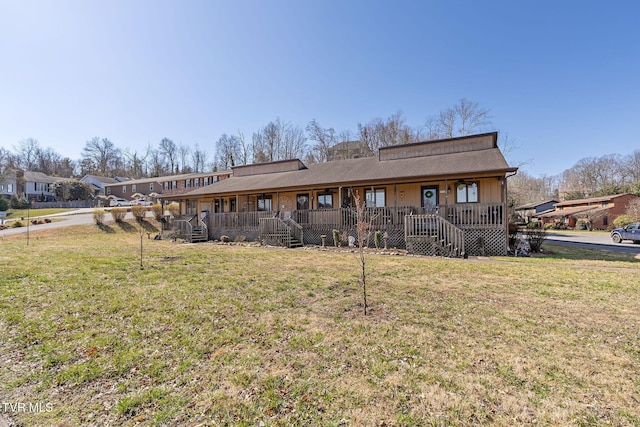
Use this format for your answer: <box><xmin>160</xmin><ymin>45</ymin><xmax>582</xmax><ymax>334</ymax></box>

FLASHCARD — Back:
<box><xmin>258</xmin><ymin>217</ymin><xmax>303</xmax><ymax>248</ymax></box>
<box><xmin>174</xmin><ymin>215</ymin><xmax>208</xmax><ymax>243</ymax></box>
<box><xmin>404</xmin><ymin>214</ymin><xmax>465</xmax><ymax>258</ymax></box>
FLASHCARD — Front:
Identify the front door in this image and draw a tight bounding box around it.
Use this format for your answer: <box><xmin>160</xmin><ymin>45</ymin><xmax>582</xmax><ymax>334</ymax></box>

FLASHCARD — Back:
<box><xmin>421</xmin><ymin>186</ymin><xmax>439</xmax><ymax>213</ymax></box>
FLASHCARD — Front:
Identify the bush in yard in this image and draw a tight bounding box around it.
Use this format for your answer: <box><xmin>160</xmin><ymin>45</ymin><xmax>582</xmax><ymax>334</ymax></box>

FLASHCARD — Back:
<box><xmin>0</xmin><ymin>196</ymin><xmax>8</xmax><ymax>211</ymax></box>
<box><xmin>151</xmin><ymin>204</ymin><xmax>164</xmax><ymax>222</ymax></box>
<box><xmin>524</xmin><ymin>228</ymin><xmax>547</xmax><ymax>252</ymax></box>
<box><xmin>110</xmin><ymin>207</ymin><xmax>127</xmax><ymax>223</ymax></box>
<box><xmin>613</xmin><ymin>214</ymin><xmax>634</xmax><ymax>229</ymax></box>
<box><xmin>93</xmin><ymin>208</ymin><xmax>106</xmax><ymax>225</ymax></box>
<box><xmin>10</xmin><ymin>221</ymin><xmax>24</xmax><ymax>228</ymax></box>
<box><xmin>332</xmin><ymin>229</ymin><xmax>340</xmax><ymax>247</ymax></box>
<box><xmin>131</xmin><ymin>205</ymin><xmax>147</xmax><ymax>222</ymax></box>
<box><xmin>167</xmin><ymin>203</ymin><xmax>179</xmax><ymax>217</ymax></box>
<box><xmin>374</xmin><ymin>230</ymin><xmax>382</xmax><ymax>249</ymax></box>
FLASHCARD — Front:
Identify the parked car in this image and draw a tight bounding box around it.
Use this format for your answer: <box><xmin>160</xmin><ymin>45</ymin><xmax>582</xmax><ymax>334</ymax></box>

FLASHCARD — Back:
<box><xmin>109</xmin><ymin>198</ymin><xmax>131</xmax><ymax>207</ymax></box>
<box><xmin>611</xmin><ymin>222</ymin><xmax>640</xmax><ymax>244</ymax></box>
<box><xmin>130</xmin><ymin>199</ymin><xmax>153</xmax><ymax>206</ymax></box>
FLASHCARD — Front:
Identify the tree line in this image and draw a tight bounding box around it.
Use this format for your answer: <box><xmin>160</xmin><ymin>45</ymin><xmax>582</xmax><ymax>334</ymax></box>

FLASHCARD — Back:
<box><xmin>2</xmin><ymin>97</ymin><xmax>638</xmax><ymax>205</ymax></box>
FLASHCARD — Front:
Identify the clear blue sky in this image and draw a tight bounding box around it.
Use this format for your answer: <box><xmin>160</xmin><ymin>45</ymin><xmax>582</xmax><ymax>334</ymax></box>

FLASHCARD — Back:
<box><xmin>1</xmin><ymin>0</ymin><xmax>638</xmax><ymax>177</ymax></box>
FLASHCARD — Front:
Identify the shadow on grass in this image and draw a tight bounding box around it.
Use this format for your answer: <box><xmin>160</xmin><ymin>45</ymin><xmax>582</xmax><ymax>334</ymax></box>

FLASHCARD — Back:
<box><xmin>115</xmin><ymin>221</ymin><xmax>137</xmax><ymax>233</ymax></box>
<box><xmin>97</xmin><ymin>223</ymin><xmax>115</xmax><ymax>233</ymax></box>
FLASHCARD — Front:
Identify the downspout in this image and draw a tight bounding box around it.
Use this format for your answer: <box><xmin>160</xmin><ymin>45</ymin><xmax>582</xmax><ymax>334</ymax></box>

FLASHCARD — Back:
<box><xmin>503</xmin><ymin>170</ymin><xmax>518</xmax><ymax>252</ymax></box>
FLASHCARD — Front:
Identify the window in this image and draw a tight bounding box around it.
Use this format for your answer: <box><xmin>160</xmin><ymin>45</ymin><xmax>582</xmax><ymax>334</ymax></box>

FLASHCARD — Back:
<box><xmin>35</xmin><ymin>182</ymin><xmax>48</xmax><ymax>192</ymax></box>
<box><xmin>122</xmin><ymin>185</ymin><xmax>127</xmax><ymax>194</ymax></box>
<box><xmin>172</xmin><ymin>181</ymin><xmax>178</xmax><ymax>189</ymax></box>
<box><xmin>194</xmin><ymin>179</ymin><xmax>200</xmax><ymax>187</ymax></box>
<box><xmin>257</xmin><ymin>195</ymin><xmax>272</xmax><ymax>211</ymax></box>
<box><xmin>317</xmin><ymin>193</ymin><xmax>333</xmax><ymax>209</ymax></box>
<box><xmin>149</xmin><ymin>183</ymin><xmax>154</xmax><ymax>191</ymax></box>
<box><xmin>163</xmin><ymin>182</ymin><xmax>169</xmax><ymax>190</ymax></box>
<box><xmin>185</xmin><ymin>180</ymin><xmax>191</xmax><ymax>188</ymax></box>
<box><xmin>603</xmin><ymin>216</ymin><xmax>609</xmax><ymax>226</ymax></box>
<box><xmin>203</xmin><ymin>177</ymin><xmax>210</xmax><ymax>186</ymax></box>
<box><xmin>456</xmin><ymin>182</ymin><xmax>478</xmax><ymax>203</ymax></box>
<box><xmin>186</xmin><ymin>200</ymin><xmax>197</xmax><ymax>215</ymax></box>
<box><xmin>132</xmin><ymin>184</ymin><xmax>136</xmax><ymax>193</ymax></box>
<box><xmin>365</xmin><ymin>189</ymin><xmax>385</xmax><ymax>208</ymax></box>
<box><xmin>106</xmin><ymin>187</ymin><xmax>111</xmax><ymax>195</ymax></box>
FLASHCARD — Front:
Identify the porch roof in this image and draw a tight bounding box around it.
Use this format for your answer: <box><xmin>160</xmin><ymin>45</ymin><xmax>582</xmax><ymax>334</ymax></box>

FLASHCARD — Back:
<box><xmin>180</xmin><ymin>146</ymin><xmax>516</xmax><ymax>198</ymax></box>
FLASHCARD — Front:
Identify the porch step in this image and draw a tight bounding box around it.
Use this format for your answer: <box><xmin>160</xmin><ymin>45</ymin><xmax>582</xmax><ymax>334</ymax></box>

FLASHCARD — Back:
<box><xmin>289</xmin><ymin>238</ymin><xmax>303</xmax><ymax>248</ymax></box>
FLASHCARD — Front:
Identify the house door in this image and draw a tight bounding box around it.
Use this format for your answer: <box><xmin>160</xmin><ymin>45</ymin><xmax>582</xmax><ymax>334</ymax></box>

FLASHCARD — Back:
<box><xmin>421</xmin><ymin>186</ymin><xmax>439</xmax><ymax>213</ymax></box>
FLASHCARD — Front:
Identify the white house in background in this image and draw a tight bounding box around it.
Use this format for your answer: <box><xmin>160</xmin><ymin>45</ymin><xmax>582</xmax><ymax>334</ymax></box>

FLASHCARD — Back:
<box><xmin>80</xmin><ymin>174</ymin><xmax>121</xmax><ymax>197</ymax></box>
<box><xmin>0</xmin><ymin>170</ymin><xmax>18</xmax><ymax>200</ymax></box>
<box><xmin>22</xmin><ymin>171</ymin><xmax>60</xmax><ymax>202</ymax></box>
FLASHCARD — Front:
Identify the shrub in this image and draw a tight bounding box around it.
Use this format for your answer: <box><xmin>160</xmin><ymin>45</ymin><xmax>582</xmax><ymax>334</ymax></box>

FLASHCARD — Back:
<box><xmin>374</xmin><ymin>230</ymin><xmax>382</xmax><ymax>249</ymax></box>
<box><xmin>543</xmin><ymin>223</ymin><xmax>555</xmax><ymax>230</ymax></box>
<box><xmin>575</xmin><ymin>220</ymin><xmax>588</xmax><ymax>230</ymax></box>
<box><xmin>0</xmin><ymin>196</ymin><xmax>8</xmax><ymax>211</ymax></box>
<box><xmin>10</xmin><ymin>195</ymin><xmax>29</xmax><ymax>209</ymax></box>
<box><xmin>110</xmin><ymin>207</ymin><xmax>127</xmax><ymax>223</ymax></box>
<box><xmin>10</xmin><ymin>221</ymin><xmax>24</xmax><ymax>228</ymax></box>
<box><xmin>524</xmin><ymin>228</ymin><xmax>547</xmax><ymax>252</ymax></box>
<box><xmin>332</xmin><ymin>229</ymin><xmax>340</xmax><ymax>247</ymax></box>
<box><xmin>93</xmin><ymin>209</ymin><xmax>106</xmax><ymax>225</ymax></box>
<box><xmin>220</xmin><ymin>235</ymin><xmax>230</xmax><ymax>243</ymax></box>
<box><xmin>151</xmin><ymin>204</ymin><xmax>164</xmax><ymax>222</ymax></box>
<box><xmin>508</xmin><ymin>223</ymin><xmax>519</xmax><ymax>249</ymax></box>
<box><xmin>167</xmin><ymin>203</ymin><xmax>179</xmax><ymax>217</ymax></box>
<box><xmin>131</xmin><ymin>205</ymin><xmax>147</xmax><ymax>222</ymax></box>
<box><xmin>613</xmin><ymin>214</ymin><xmax>634</xmax><ymax>229</ymax></box>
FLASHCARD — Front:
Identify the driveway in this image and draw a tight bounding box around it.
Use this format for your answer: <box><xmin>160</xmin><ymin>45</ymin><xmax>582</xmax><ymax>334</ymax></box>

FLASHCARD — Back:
<box><xmin>546</xmin><ymin>231</ymin><xmax>640</xmax><ymax>254</ymax></box>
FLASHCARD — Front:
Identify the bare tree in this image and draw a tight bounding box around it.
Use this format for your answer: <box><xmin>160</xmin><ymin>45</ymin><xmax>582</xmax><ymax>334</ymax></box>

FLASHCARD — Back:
<box><xmin>14</xmin><ymin>138</ymin><xmax>41</xmax><ymax>170</ymax></box>
<box><xmin>353</xmin><ymin>192</ymin><xmax>377</xmax><ymax>316</ymax></box>
<box><xmin>178</xmin><ymin>143</ymin><xmax>191</xmax><ymax>173</ymax></box>
<box><xmin>306</xmin><ymin>119</ymin><xmax>336</xmax><ymax>163</ymax></box>
<box><xmin>357</xmin><ymin>111</ymin><xmax>414</xmax><ymax>155</ymax></box>
<box><xmin>159</xmin><ymin>138</ymin><xmax>178</xmax><ymax>174</ymax></box>
<box><xmin>81</xmin><ymin>137</ymin><xmax>122</xmax><ymax>177</ymax></box>
<box><xmin>214</xmin><ymin>133</ymin><xmax>240</xmax><ymax>170</ymax></box>
<box><xmin>191</xmin><ymin>143</ymin><xmax>208</xmax><ymax>173</ymax></box>
<box><xmin>455</xmin><ymin>98</ymin><xmax>491</xmax><ymax>136</ymax></box>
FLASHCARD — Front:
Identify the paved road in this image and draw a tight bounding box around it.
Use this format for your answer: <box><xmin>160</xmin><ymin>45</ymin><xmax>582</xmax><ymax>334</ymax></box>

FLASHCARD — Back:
<box><xmin>0</xmin><ymin>209</ymin><xmax>145</xmax><ymax>237</ymax></box>
<box><xmin>546</xmin><ymin>231</ymin><xmax>640</xmax><ymax>254</ymax></box>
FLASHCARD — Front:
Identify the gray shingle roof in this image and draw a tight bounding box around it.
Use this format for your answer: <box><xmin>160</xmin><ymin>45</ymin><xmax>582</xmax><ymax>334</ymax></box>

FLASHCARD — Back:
<box><xmin>182</xmin><ymin>147</ymin><xmax>515</xmax><ymax>197</ymax></box>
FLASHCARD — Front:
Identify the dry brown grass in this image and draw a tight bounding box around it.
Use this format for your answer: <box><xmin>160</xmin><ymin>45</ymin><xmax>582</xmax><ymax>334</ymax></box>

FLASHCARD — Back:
<box><xmin>0</xmin><ymin>223</ymin><xmax>639</xmax><ymax>426</ymax></box>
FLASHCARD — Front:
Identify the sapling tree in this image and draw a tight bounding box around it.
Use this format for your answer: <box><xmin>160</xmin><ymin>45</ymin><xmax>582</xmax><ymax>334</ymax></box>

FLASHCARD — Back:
<box><xmin>353</xmin><ymin>193</ymin><xmax>377</xmax><ymax>315</ymax></box>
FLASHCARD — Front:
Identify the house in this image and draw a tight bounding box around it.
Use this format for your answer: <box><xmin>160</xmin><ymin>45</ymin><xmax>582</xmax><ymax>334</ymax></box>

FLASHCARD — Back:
<box><xmin>103</xmin><ymin>171</ymin><xmax>231</xmax><ymax>201</ymax></box>
<box><xmin>537</xmin><ymin>194</ymin><xmax>639</xmax><ymax>230</ymax></box>
<box><xmin>165</xmin><ymin>132</ymin><xmax>518</xmax><ymax>256</ymax></box>
<box><xmin>327</xmin><ymin>141</ymin><xmax>373</xmax><ymax>161</ymax></box>
<box><xmin>514</xmin><ymin>199</ymin><xmax>558</xmax><ymax>224</ymax></box>
<box><xmin>22</xmin><ymin>171</ymin><xmax>60</xmax><ymax>202</ymax></box>
<box><xmin>0</xmin><ymin>170</ymin><xmax>18</xmax><ymax>200</ymax></box>
<box><xmin>80</xmin><ymin>175</ymin><xmax>121</xmax><ymax>197</ymax></box>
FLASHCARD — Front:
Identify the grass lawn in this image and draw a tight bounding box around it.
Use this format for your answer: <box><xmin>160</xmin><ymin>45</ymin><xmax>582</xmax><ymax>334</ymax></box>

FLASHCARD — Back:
<box><xmin>1</xmin><ymin>223</ymin><xmax>639</xmax><ymax>426</ymax></box>
<box><xmin>4</xmin><ymin>208</ymin><xmax>74</xmax><ymax>219</ymax></box>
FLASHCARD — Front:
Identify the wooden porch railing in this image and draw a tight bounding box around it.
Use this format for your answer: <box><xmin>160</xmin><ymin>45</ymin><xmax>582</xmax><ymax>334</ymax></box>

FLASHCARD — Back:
<box><xmin>259</xmin><ymin>217</ymin><xmax>292</xmax><ymax>247</ymax></box>
<box><xmin>404</xmin><ymin>214</ymin><xmax>466</xmax><ymax>257</ymax></box>
<box><xmin>174</xmin><ymin>214</ymin><xmax>208</xmax><ymax>242</ymax></box>
<box><xmin>209</xmin><ymin>203</ymin><xmax>504</xmax><ymax>232</ymax></box>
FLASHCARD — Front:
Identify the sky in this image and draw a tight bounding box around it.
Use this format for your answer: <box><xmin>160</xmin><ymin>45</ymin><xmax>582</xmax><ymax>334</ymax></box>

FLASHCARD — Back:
<box><xmin>1</xmin><ymin>0</ymin><xmax>638</xmax><ymax>177</ymax></box>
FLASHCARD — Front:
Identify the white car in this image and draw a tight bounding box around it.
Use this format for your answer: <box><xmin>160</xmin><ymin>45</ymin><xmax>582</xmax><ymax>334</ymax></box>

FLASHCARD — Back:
<box><xmin>109</xmin><ymin>198</ymin><xmax>131</xmax><ymax>207</ymax></box>
<box><xmin>130</xmin><ymin>199</ymin><xmax>153</xmax><ymax>206</ymax></box>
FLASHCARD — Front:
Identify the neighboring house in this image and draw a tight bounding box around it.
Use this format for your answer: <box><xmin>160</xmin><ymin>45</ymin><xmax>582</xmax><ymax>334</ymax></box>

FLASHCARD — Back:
<box><xmin>158</xmin><ymin>171</ymin><xmax>231</xmax><ymax>198</ymax></box>
<box><xmin>0</xmin><ymin>170</ymin><xmax>18</xmax><ymax>200</ymax></box>
<box><xmin>80</xmin><ymin>175</ymin><xmax>120</xmax><ymax>197</ymax></box>
<box><xmin>514</xmin><ymin>199</ymin><xmax>558</xmax><ymax>224</ymax></box>
<box><xmin>165</xmin><ymin>132</ymin><xmax>518</xmax><ymax>256</ymax></box>
<box><xmin>327</xmin><ymin>141</ymin><xmax>373</xmax><ymax>161</ymax></box>
<box><xmin>104</xmin><ymin>177</ymin><xmax>162</xmax><ymax>200</ymax></box>
<box><xmin>103</xmin><ymin>171</ymin><xmax>231</xmax><ymax>200</ymax></box>
<box><xmin>22</xmin><ymin>171</ymin><xmax>60</xmax><ymax>202</ymax></box>
<box><xmin>537</xmin><ymin>194</ymin><xmax>639</xmax><ymax>229</ymax></box>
